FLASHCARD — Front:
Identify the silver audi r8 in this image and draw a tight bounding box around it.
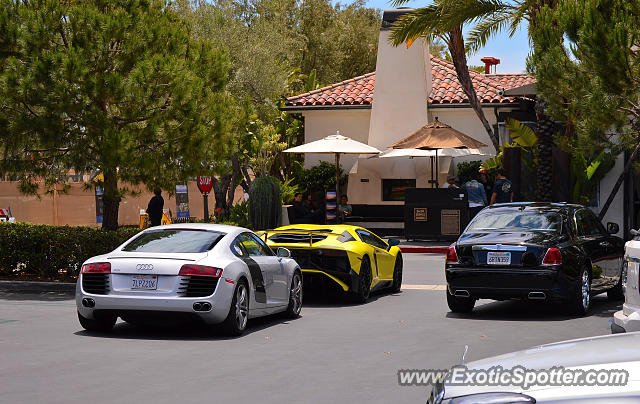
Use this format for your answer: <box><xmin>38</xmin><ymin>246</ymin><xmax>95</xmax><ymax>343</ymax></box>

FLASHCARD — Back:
<box><xmin>76</xmin><ymin>223</ymin><xmax>302</xmax><ymax>335</ymax></box>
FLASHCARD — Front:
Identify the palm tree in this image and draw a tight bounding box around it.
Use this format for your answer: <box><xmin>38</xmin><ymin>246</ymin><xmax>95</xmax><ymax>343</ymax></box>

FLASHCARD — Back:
<box><xmin>389</xmin><ymin>3</ymin><xmax>501</xmax><ymax>151</ymax></box>
<box><xmin>390</xmin><ymin>0</ymin><xmax>559</xmax><ymax>201</ymax></box>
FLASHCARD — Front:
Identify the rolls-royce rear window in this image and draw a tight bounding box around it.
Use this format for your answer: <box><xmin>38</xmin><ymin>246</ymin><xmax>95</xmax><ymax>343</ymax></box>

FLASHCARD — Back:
<box><xmin>468</xmin><ymin>211</ymin><xmax>562</xmax><ymax>233</ymax></box>
<box><xmin>122</xmin><ymin>230</ymin><xmax>226</xmax><ymax>253</ymax></box>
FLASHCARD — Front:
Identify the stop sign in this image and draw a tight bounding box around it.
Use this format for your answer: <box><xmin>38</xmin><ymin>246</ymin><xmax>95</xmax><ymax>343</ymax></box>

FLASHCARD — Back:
<box><xmin>197</xmin><ymin>176</ymin><xmax>213</xmax><ymax>194</ymax></box>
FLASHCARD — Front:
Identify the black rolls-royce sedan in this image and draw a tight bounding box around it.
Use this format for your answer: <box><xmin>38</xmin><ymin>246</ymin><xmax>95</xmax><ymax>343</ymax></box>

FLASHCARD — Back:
<box><xmin>445</xmin><ymin>203</ymin><xmax>624</xmax><ymax>315</ymax></box>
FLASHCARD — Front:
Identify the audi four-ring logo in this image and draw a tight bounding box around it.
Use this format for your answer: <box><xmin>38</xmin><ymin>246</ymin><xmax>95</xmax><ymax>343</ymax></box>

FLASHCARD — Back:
<box><xmin>136</xmin><ymin>264</ymin><xmax>154</xmax><ymax>270</ymax></box>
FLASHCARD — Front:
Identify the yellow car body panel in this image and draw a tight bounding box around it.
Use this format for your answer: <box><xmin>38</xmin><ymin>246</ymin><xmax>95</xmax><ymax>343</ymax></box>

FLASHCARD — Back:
<box><xmin>259</xmin><ymin>224</ymin><xmax>401</xmax><ymax>292</ymax></box>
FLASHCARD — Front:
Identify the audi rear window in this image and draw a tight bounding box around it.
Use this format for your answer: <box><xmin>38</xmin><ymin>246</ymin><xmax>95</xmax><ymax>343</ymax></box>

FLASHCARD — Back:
<box><xmin>467</xmin><ymin>210</ymin><xmax>562</xmax><ymax>233</ymax></box>
<box><xmin>122</xmin><ymin>230</ymin><xmax>226</xmax><ymax>253</ymax></box>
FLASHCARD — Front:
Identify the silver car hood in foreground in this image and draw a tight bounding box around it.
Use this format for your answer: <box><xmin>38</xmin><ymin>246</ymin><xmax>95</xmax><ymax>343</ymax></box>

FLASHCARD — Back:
<box><xmin>466</xmin><ymin>332</ymin><xmax>640</xmax><ymax>371</ymax></box>
<box><xmin>442</xmin><ymin>332</ymin><xmax>640</xmax><ymax>401</ymax></box>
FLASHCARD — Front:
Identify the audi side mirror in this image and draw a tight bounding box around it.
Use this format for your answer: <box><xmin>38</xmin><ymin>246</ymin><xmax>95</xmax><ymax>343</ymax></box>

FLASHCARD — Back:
<box><xmin>607</xmin><ymin>222</ymin><xmax>619</xmax><ymax>235</ymax></box>
<box><xmin>388</xmin><ymin>238</ymin><xmax>400</xmax><ymax>247</ymax></box>
<box><xmin>277</xmin><ymin>247</ymin><xmax>291</xmax><ymax>258</ymax></box>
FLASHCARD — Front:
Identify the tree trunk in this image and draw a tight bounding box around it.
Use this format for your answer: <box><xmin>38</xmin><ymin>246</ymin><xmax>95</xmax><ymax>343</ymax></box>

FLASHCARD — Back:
<box><xmin>598</xmin><ymin>134</ymin><xmax>640</xmax><ymax>221</ymax></box>
<box><xmin>101</xmin><ymin>168</ymin><xmax>120</xmax><ymax>231</ymax></box>
<box><xmin>227</xmin><ymin>163</ymin><xmax>239</xmax><ymax>208</ymax></box>
<box><xmin>212</xmin><ymin>174</ymin><xmax>232</xmax><ymax>219</ymax></box>
<box><xmin>231</xmin><ymin>153</ymin><xmax>250</xmax><ymax>194</ymax></box>
<box><xmin>447</xmin><ymin>27</ymin><xmax>500</xmax><ymax>151</ymax></box>
<box><xmin>535</xmin><ymin>99</ymin><xmax>555</xmax><ymax>202</ymax></box>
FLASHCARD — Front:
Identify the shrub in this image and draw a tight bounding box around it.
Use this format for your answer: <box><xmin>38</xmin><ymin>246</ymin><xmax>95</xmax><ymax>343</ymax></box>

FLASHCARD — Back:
<box><xmin>249</xmin><ymin>176</ymin><xmax>282</xmax><ymax>230</ymax></box>
<box><xmin>0</xmin><ymin>223</ymin><xmax>141</xmax><ymax>280</ymax></box>
<box><xmin>295</xmin><ymin>161</ymin><xmax>347</xmax><ymax>194</ymax></box>
<box><xmin>456</xmin><ymin>161</ymin><xmax>483</xmax><ymax>185</ymax></box>
<box><xmin>227</xmin><ymin>200</ymin><xmax>250</xmax><ymax>228</ymax></box>
<box><xmin>279</xmin><ymin>176</ymin><xmax>300</xmax><ymax>205</ymax></box>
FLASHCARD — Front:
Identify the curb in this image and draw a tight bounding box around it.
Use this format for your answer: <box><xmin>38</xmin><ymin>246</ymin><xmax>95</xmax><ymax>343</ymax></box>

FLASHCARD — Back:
<box><xmin>0</xmin><ymin>280</ymin><xmax>76</xmax><ymax>293</ymax></box>
<box><xmin>399</xmin><ymin>246</ymin><xmax>448</xmax><ymax>254</ymax></box>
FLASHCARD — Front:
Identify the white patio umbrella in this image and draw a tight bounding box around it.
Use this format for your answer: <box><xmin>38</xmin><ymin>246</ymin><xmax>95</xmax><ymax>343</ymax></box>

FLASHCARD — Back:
<box><xmin>376</xmin><ymin>148</ymin><xmax>490</xmax><ymax>186</ymax></box>
<box><xmin>284</xmin><ymin>131</ymin><xmax>381</xmax><ymax>199</ymax></box>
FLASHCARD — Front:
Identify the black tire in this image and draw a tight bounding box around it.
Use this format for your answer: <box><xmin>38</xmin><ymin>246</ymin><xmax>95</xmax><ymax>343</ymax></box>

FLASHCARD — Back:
<box><xmin>446</xmin><ymin>289</ymin><xmax>475</xmax><ymax>313</ymax></box>
<box><xmin>77</xmin><ymin>311</ymin><xmax>116</xmax><ymax>332</ymax></box>
<box><xmin>391</xmin><ymin>253</ymin><xmax>403</xmax><ymax>293</ymax></box>
<box><xmin>284</xmin><ymin>271</ymin><xmax>303</xmax><ymax>318</ymax></box>
<box><xmin>354</xmin><ymin>256</ymin><xmax>372</xmax><ymax>303</ymax></box>
<box><xmin>568</xmin><ymin>266</ymin><xmax>591</xmax><ymax>316</ymax></box>
<box><xmin>221</xmin><ymin>279</ymin><xmax>249</xmax><ymax>336</ymax></box>
<box><xmin>607</xmin><ymin>274</ymin><xmax>625</xmax><ymax>301</ymax></box>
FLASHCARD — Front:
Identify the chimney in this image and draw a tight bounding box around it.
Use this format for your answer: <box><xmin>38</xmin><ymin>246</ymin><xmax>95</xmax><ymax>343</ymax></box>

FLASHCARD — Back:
<box><xmin>480</xmin><ymin>57</ymin><xmax>500</xmax><ymax>74</ymax></box>
<box><xmin>366</xmin><ymin>9</ymin><xmax>432</xmax><ymax>150</ymax></box>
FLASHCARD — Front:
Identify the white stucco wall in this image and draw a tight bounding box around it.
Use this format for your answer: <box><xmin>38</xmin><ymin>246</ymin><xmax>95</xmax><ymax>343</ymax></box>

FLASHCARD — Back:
<box><xmin>347</xmin><ymin>155</ymin><xmax>452</xmax><ymax>204</ymax></box>
<box><xmin>300</xmin><ymin>109</ymin><xmax>371</xmax><ymax>171</ymax></box>
<box><xmin>299</xmin><ymin>105</ymin><xmax>508</xmax><ymax>204</ymax></box>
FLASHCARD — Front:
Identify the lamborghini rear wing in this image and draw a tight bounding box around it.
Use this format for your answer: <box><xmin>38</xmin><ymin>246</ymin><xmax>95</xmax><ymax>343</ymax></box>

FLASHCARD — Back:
<box><xmin>257</xmin><ymin>229</ymin><xmax>341</xmax><ymax>246</ymax></box>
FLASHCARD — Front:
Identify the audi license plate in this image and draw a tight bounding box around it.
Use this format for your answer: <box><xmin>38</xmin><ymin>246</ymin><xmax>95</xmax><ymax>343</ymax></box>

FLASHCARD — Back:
<box><xmin>131</xmin><ymin>275</ymin><xmax>158</xmax><ymax>290</ymax></box>
<box><xmin>487</xmin><ymin>252</ymin><xmax>511</xmax><ymax>265</ymax></box>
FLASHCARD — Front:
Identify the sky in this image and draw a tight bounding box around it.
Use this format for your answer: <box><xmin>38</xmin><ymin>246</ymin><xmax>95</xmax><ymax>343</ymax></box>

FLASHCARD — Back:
<box><xmin>338</xmin><ymin>0</ymin><xmax>532</xmax><ymax>74</ymax></box>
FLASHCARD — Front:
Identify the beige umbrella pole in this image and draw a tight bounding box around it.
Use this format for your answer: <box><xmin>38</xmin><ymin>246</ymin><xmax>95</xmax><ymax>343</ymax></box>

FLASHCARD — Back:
<box><xmin>335</xmin><ymin>153</ymin><xmax>340</xmax><ymax>199</ymax></box>
<box><xmin>435</xmin><ymin>149</ymin><xmax>439</xmax><ymax>188</ymax></box>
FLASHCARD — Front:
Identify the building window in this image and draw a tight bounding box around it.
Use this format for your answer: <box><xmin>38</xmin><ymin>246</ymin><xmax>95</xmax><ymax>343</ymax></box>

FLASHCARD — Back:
<box><xmin>382</xmin><ymin>179</ymin><xmax>416</xmax><ymax>201</ymax></box>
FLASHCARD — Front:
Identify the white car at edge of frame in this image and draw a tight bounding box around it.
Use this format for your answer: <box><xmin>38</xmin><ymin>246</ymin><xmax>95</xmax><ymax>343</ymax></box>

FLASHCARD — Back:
<box><xmin>76</xmin><ymin>223</ymin><xmax>303</xmax><ymax>336</ymax></box>
<box><xmin>427</xmin><ymin>332</ymin><xmax>640</xmax><ymax>404</ymax></box>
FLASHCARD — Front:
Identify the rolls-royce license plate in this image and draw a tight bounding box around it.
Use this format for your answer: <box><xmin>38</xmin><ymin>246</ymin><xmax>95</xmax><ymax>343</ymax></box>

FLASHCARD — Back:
<box><xmin>131</xmin><ymin>275</ymin><xmax>158</xmax><ymax>290</ymax></box>
<box><xmin>487</xmin><ymin>252</ymin><xmax>511</xmax><ymax>265</ymax></box>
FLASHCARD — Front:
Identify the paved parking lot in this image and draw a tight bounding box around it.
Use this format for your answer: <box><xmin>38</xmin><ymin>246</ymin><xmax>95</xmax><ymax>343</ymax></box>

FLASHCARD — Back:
<box><xmin>0</xmin><ymin>254</ymin><xmax>622</xmax><ymax>404</ymax></box>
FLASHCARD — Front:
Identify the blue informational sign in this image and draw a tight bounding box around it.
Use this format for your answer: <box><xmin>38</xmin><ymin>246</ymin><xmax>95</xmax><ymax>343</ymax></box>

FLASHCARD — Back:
<box><xmin>95</xmin><ymin>186</ymin><xmax>104</xmax><ymax>224</ymax></box>
<box><xmin>326</xmin><ymin>190</ymin><xmax>337</xmax><ymax>224</ymax></box>
<box><xmin>175</xmin><ymin>184</ymin><xmax>190</xmax><ymax>218</ymax></box>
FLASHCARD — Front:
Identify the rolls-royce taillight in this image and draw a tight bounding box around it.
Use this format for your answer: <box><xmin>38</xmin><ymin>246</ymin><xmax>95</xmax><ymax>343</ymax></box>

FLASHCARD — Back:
<box><xmin>542</xmin><ymin>248</ymin><xmax>562</xmax><ymax>265</ymax></box>
<box><xmin>446</xmin><ymin>246</ymin><xmax>459</xmax><ymax>263</ymax></box>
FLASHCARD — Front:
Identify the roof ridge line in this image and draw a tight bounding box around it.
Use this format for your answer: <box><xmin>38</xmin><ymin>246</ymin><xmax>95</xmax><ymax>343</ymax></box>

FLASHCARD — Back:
<box><xmin>287</xmin><ymin>72</ymin><xmax>375</xmax><ymax>101</ymax></box>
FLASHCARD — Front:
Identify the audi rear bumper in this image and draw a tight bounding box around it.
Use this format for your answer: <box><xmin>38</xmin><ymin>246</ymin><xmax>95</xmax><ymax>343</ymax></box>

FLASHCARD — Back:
<box><xmin>75</xmin><ymin>277</ymin><xmax>235</xmax><ymax>325</ymax></box>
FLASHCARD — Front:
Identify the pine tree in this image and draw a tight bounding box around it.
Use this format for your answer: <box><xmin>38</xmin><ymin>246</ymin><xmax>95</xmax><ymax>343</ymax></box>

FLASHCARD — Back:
<box><xmin>529</xmin><ymin>0</ymin><xmax>640</xmax><ymax>217</ymax></box>
<box><xmin>0</xmin><ymin>0</ymin><xmax>232</xmax><ymax>229</ymax></box>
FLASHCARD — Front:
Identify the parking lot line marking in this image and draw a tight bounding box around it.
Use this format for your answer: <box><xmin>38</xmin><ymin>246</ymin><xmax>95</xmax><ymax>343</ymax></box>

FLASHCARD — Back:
<box><xmin>402</xmin><ymin>284</ymin><xmax>446</xmax><ymax>290</ymax></box>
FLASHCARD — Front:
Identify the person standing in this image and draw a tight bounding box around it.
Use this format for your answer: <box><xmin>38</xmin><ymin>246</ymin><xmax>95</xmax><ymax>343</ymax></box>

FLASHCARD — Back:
<box><xmin>441</xmin><ymin>176</ymin><xmax>459</xmax><ymax>189</ymax></box>
<box><xmin>146</xmin><ymin>189</ymin><xmax>164</xmax><ymax>227</ymax></box>
<box><xmin>292</xmin><ymin>192</ymin><xmax>323</xmax><ymax>224</ymax></box>
<box><xmin>478</xmin><ymin>169</ymin><xmax>493</xmax><ymax>202</ymax></box>
<box><xmin>337</xmin><ymin>195</ymin><xmax>352</xmax><ymax>223</ymax></box>
<box><xmin>490</xmin><ymin>168</ymin><xmax>514</xmax><ymax>205</ymax></box>
<box><xmin>463</xmin><ymin>172</ymin><xmax>488</xmax><ymax>219</ymax></box>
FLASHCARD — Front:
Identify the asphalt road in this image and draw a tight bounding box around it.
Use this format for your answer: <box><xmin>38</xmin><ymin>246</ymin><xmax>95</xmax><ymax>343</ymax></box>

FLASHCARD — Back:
<box><xmin>0</xmin><ymin>254</ymin><xmax>622</xmax><ymax>404</ymax></box>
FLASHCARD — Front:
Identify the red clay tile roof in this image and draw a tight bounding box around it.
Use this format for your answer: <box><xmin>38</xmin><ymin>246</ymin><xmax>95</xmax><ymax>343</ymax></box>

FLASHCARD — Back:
<box><xmin>285</xmin><ymin>56</ymin><xmax>535</xmax><ymax>108</ymax></box>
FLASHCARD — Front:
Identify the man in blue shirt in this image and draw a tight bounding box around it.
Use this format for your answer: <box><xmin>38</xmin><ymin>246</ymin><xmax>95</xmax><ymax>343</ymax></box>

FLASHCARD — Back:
<box><xmin>337</xmin><ymin>195</ymin><xmax>352</xmax><ymax>223</ymax></box>
<box><xmin>490</xmin><ymin>168</ymin><xmax>514</xmax><ymax>204</ymax></box>
<box><xmin>463</xmin><ymin>172</ymin><xmax>488</xmax><ymax>219</ymax></box>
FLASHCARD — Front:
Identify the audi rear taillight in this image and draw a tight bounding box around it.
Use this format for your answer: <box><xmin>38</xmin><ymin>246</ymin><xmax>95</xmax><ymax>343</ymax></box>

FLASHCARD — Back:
<box><xmin>542</xmin><ymin>248</ymin><xmax>562</xmax><ymax>265</ymax></box>
<box><xmin>179</xmin><ymin>264</ymin><xmax>223</xmax><ymax>277</ymax></box>
<box><xmin>446</xmin><ymin>246</ymin><xmax>459</xmax><ymax>263</ymax></box>
<box><xmin>81</xmin><ymin>262</ymin><xmax>111</xmax><ymax>273</ymax></box>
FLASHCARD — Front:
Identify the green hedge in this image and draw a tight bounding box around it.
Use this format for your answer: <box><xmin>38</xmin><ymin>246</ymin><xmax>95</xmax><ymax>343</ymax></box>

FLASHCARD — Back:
<box><xmin>0</xmin><ymin>223</ymin><xmax>141</xmax><ymax>280</ymax></box>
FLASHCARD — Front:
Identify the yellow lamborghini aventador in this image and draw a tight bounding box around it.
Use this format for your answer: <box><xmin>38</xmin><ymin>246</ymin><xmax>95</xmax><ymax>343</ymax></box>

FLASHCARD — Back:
<box><xmin>259</xmin><ymin>225</ymin><xmax>402</xmax><ymax>302</ymax></box>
